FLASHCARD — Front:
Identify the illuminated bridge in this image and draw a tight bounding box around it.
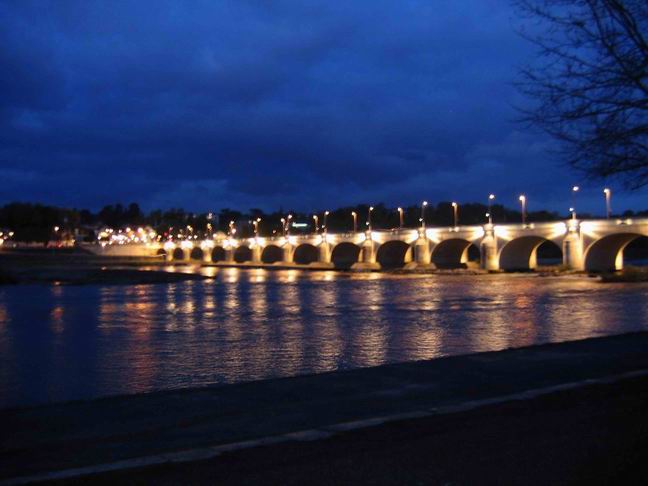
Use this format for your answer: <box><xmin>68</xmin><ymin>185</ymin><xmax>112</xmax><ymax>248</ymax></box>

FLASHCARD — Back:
<box><xmin>92</xmin><ymin>218</ymin><xmax>648</xmax><ymax>272</ymax></box>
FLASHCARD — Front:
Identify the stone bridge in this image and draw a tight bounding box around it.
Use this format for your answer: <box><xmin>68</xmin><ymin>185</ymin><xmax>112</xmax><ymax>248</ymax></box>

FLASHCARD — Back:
<box><xmin>110</xmin><ymin>218</ymin><xmax>648</xmax><ymax>272</ymax></box>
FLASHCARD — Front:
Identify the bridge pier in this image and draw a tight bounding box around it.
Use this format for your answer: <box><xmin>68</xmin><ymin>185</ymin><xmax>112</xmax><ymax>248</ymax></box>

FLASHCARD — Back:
<box><xmin>404</xmin><ymin>229</ymin><xmax>434</xmax><ymax>270</ymax></box>
<box><xmin>352</xmin><ymin>232</ymin><xmax>380</xmax><ymax>270</ymax></box>
<box><xmin>562</xmin><ymin>224</ymin><xmax>584</xmax><ymax>270</ymax></box>
<box><xmin>251</xmin><ymin>244</ymin><xmax>262</xmax><ymax>264</ymax></box>
<box><xmin>282</xmin><ymin>243</ymin><xmax>294</xmax><ymax>264</ymax></box>
<box><xmin>480</xmin><ymin>227</ymin><xmax>499</xmax><ymax>271</ymax></box>
<box><xmin>225</xmin><ymin>247</ymin><xmax>235</xmax><ymax>263</ymax></box>
<box><xmin>308</xmin><ymin>241</ymin><xmax>334</xmax><ymax>269</ymax></box>
<box><xmin>202</xmin><ymin>247</ymin><xmax>213</xmax><ymax>263</ymax></box>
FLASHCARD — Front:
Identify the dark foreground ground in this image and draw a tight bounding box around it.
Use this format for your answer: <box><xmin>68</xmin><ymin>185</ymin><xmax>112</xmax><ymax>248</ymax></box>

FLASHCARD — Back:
<box><xmin>65</xmin><ymin>375</ymin><xmax>648</xmax><ymax>486</ymax></box>
<box><xmin>2</xmin><ymin>332</ymin><xmax>648</xmax><ymax>484</ymax></box>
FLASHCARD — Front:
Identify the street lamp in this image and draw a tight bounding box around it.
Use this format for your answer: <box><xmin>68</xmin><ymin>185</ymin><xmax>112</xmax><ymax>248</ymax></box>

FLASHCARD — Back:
<box><xmin>253</xmin><ymin>218</ymin><xmax>261</xmax><ymax>237</ymax></box>
<box><xmin>286</xmin><ymin>214</ymin><xmax>293</xmax><ymax>236</ymax></box>
<box><xmin>280</xmin><ymin>218</ymin><xmax>286</xmax><ymax>236</ymax></box>
<box><xmin>312</xmin><ymin>214</ymin><xmax>319</xmax><ymax>234</ymax></box>
<box><xmin>323</xmin><ymin>210</ymin><xmax>329</xmax><ymax>233</ymax></box>
<box><xmin>571</xmin><ymin>186</ymin><xmax>579</xmax><ymax>220</ymax></box>
<box><xmin>451</xmin><ymin>202</ymin><xmax>458</xmax><ymax>228</ymax></box>
<box><xmin>228</xmin><ymin>220</ymin><xmax>235</xmax><ymax>237</ymax></box>
<box><xmin>421</xmin><ymin>201</ymin><xmax>428</xmax><ymax>229</ymax></box>
<box><xmin>351</xmin><ymin>211</ymin><xmax>357</xmax><ymax>233</ymax></box>
<box><xmin>603</xmin><ymin>188</ymin><xmax>612</xmax><ymax>219</ymax></box>
<box><xmin>488</xmin><ymin>194</ymin><xmax>495</xmax><ymax>224</ymax></box>
<box><xmin>367</xmin><ymin>206</ymin><xmax>374</xmax><ymax>230</ymax></box>
<box><xmin>397</xmin><ymin>207</ymin><xmax>404</xmax><ymax>229</ymax></box>
<box><xmin>519</xmin><ymin>195</ymin><xmax>527</xmax><ymax>225</ymax></box>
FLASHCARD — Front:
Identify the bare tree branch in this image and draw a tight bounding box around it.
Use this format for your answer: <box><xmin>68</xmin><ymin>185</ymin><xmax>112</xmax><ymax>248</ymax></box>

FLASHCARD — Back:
<box><xmin>513</xmin><ymin>0</ymin><xmax>648</xmax><ymax>188</ymax></box>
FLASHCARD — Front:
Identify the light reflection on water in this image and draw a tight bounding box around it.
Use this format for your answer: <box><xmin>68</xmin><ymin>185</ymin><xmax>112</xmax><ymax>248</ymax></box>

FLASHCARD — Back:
<box><xmin>0</xmin><ymin>270</ymin><xmax>647</xmax><ymax>408</ymax></box>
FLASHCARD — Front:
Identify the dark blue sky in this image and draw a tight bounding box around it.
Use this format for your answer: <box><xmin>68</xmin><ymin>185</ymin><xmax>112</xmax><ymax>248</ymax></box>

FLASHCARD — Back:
<box><xmin>1</xmin><ymin>0</ymin><xmax>645</xmax><ymax>214</ymax></box>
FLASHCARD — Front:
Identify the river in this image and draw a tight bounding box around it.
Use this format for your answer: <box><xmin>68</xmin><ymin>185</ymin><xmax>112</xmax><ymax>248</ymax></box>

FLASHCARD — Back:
<box><xmin>1</xmin><ymin>268</ymin><xmax>647</xmax><ymax>409</ymax></box>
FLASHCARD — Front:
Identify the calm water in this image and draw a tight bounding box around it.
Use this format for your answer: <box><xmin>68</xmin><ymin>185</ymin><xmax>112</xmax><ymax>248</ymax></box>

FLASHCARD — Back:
<box><xmin>1</xmin><ymin>268</ymin><xmax>647</xmax><ymax>409</ymax></box>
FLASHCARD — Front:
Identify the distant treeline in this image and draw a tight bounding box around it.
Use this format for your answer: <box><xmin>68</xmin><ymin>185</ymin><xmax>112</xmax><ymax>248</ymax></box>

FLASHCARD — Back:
<box><xmin>1</xmin><ymin>201</ymin><xmax>647</xmax><ymax>242</ymax></box>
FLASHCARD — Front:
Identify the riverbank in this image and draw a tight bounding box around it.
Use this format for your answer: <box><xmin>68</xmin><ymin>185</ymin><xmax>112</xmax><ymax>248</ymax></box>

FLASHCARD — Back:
<box><xmin>54</xmin><ymin>374</ymin><xmax>648</xmax><ymax>485</ymax></box>
<box><xmin>2</xmin><ymin>331</ymin><xmax>648</xmax><ymax>484</ymax></box>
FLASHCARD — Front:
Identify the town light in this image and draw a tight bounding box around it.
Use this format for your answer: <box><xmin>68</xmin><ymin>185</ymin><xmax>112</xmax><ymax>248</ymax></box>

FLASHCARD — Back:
<box><xmin>451</xmin><ymin>202</ymin><xmax>458</xmax><ymax>228</ymax></box>
<box><xmin>488</xmin><ymin>194</ymin><xmax>495</xmax><ymax>224</ymax></box>
<box><xmin>367</xmin><ymin>206</ymin><xmax>374</xmax><ymax>230</ymax></box>
<box><xmin>312</xmin><ymin>214</ymin><xmax>319</xmax><ymax>234</ymax></box>
<box><xmin>397</xmin><ymin>207</ymin><xmax>403</xmax><ymax>229</ymax></box>
<box><xmin>351</xmin><ymin>211</ymin><xmax>357</xmax><ymax>233</ymax></box>
<box><xmin>324</xmin><ymin>210</ymin><xmax>329</xmax><ymax>233</ymax></box>
<box><xmin>571</xmin><ymin>186</ymin><xmax>579</xmax><ymax>220</ymax></box>
<box><xmin>519</xmin><ymin>195</ymin><xmax>527</xmax><ymax>225</ymax></box>
<box><xmin>286</xmin><ymin>214</ymin><xmax>293</xmax><ymax>236</ymax></box>
<box><xmin>603</xmin><ymin>188</ymin><xmax>612</xmax><ymax>219</ymax></box>
<box><xmin>421</xmin><ymin>201</ymin><xmax>428</xmax><ymax>229</ymax></box>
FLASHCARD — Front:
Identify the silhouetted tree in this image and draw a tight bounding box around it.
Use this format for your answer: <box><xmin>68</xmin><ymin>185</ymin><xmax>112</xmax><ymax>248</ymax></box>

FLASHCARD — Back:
<box><xmin>515</xmin><ymin>0</ymin><xmax>648</xmax><ymax>188</ymax></box>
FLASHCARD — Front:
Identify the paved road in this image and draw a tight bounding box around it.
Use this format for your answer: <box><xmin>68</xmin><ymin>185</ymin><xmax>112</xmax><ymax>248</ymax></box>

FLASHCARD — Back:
<box><xmin>2</xmin><ymin>332</ymin><xmax>648</xmax><ymax>483</ymax></box>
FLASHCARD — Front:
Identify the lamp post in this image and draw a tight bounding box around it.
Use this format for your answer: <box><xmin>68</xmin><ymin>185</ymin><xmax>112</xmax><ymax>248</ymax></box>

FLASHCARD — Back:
<box><xmin>451</xmin><ymin>202</ymin><xmax>458</xmax><ymax>228</ymax></box>
<box><xmin>351</xmin><ymin>211</ymin><xmax>357</xmax><ymax>233</ymax></box>
<box><xmin>286</xmin><ymin>214</ymin><xmax>293</xmax><ymax>236</ymax></box>
<box><xmin>488</xmin><ymin>194</ymin><xmax>495</xmax><ymax>224</ymax></box>
<box><xmin>312</xmin><ymin>214</ymin><xmax>319</xmax><ymax>234</ymax></box>
<box><xmin>519</xmin><ymin>195</ymin><xmax>526</xmax><ymax>225</ymax></box>
<box><xmin>367</xmin><ymin>206</ymin><xmax>374</xmax><ymax>230</ymax></box>
<box><xmin>604</xmin><ymin>188</ymin><xmax>611</xmax><ymax>219</ymax></box>
<box><xmin>323</xmin><ymin>211</ymin><xmax>329</xmax><ymax>233</ymax></box>
<box><xmin>397</xmin><ymin>207</ymin><xmax>404</xmax><ymax>229</ymax></box>
<box><xmin>228</xmin><ymin>220</ymin><xmax>235</xmax><ymax>237</ymax></box>
<box><xmin>571</xmin><ymin>186</ymin><xmax>579</xmax><ymax>220</ymax></box>
<box><xmin>280</xmin><ymin>218</ymin><xmax>286</xmax><ymax>237</ymax></box>
<box><xmin>420</xmin><ymin>201</ymin><xmax>428</xmax><ymax>229</ymax></box>
<box><xmin>253</xmin><ymin>218</ymin><xmax>261</xmax><ymax>237</ymax></box>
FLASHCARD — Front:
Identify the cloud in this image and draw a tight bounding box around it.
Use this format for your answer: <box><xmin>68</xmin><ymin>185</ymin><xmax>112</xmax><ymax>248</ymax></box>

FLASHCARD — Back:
<box><xmin>0</xmin><ymin>0</ymin><xmax>641</xmax><ymax>213</ymax></box>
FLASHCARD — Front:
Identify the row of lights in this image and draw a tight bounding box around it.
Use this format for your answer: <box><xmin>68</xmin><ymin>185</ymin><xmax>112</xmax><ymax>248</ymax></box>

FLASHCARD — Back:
<box><xmin>270</xmin><ymin>187</ymin><xmax>614</xmax><ymax>237</ymax></box>
<box><xmin>318</xmin><ymin>187</ymin><xmax>614</xmax><ymax>233</ymax></box>
<box><xmin>97</xmin><ymin>186</ymin><xmax>617</xmax><ymax>244</ymax></box>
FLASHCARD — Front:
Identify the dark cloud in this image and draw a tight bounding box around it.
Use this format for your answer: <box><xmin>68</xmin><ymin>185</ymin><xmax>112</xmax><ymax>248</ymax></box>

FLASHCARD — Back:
<box><xmin>0</xmin><ymin>0</ymin><xmax>642</xmax><ymax>214</ymax></box>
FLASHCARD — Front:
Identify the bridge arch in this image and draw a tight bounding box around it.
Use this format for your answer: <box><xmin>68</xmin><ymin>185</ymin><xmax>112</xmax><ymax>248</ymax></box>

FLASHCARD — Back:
<box><xmin>234</xmin><ymin>245</ymin><xmax>252</xmax><ymax>263</ymax></box>
<box><xmin>499</xmin><ymin>236</ymin><xmax>561</xmax><ymax>271</ymax></box>
<box><xmin>172</xmin><ymin>248</ymin><xmax>186</xmax><ymax>261</ymax></box>
<box><xmin>376</xmin><ymin>240</ymin><xmax>412</xmax><ymax>268</ymax></box>
<box><xmin>261</xmin><ymin>244</ymin><xmax>283</xmax><ymax>264</ymax></box>
<box><xmin>331</xmin><ymin>242</ymin><xmax>362</xmax><ymax>269</ymax></box>
<box><xmin>584</xmin><ymin>233</ymin><xmax>648</xmax><ymax>272</ymax></box>
<box><xmin>211</xmin><ymin>246</ymin><xmax>226</xmax><ymax>262</ymax></box>
<box><xmin>293</xmin><ymin>243</ymin><xmax>319</xmax><ymax>265</ymax></box>
<box><xmin>156</xmin><ymin>248</ymin><xmax>167</xmax><ymax>258</ymax></box>
<box><xmin>190</xmin><ymin>247</ymin><xmax>204</xmax><ymax>261</ymax></box>
<box><xmin>431</xmin><ymin>239</ymin><xmax>479</xmax><ymax>269</ymax></box>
